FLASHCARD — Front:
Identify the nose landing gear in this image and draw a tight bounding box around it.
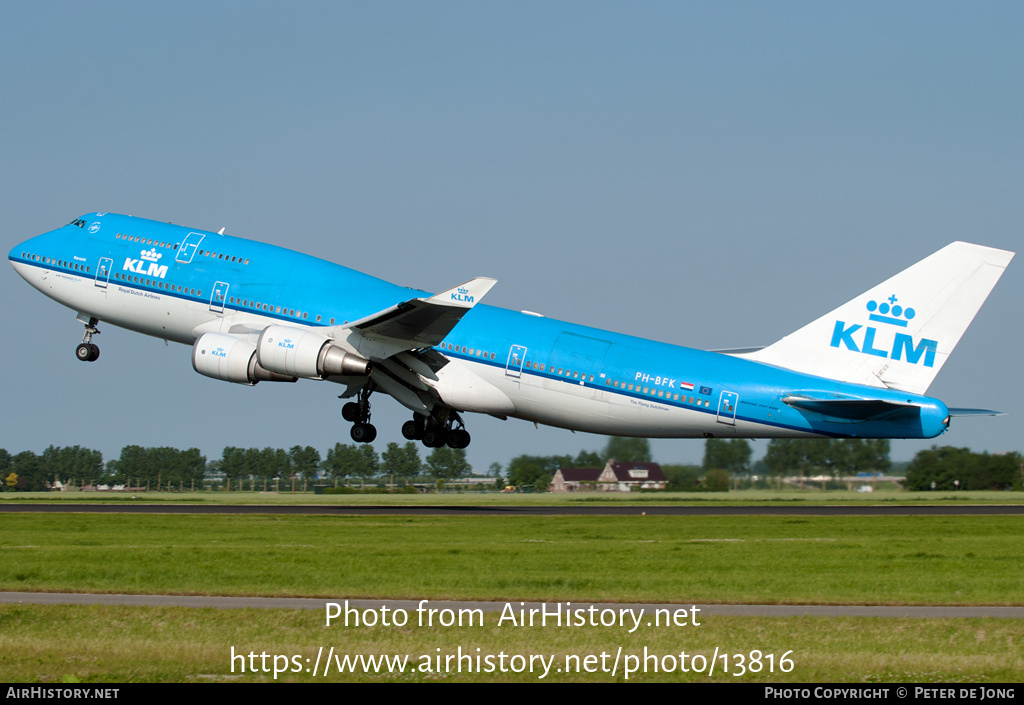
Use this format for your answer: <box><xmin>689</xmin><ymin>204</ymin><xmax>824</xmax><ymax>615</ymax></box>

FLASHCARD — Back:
<box><xmin>76</xmin><ymin>317</ymin><xmax>100</xmax><ymax>362</ymax></box>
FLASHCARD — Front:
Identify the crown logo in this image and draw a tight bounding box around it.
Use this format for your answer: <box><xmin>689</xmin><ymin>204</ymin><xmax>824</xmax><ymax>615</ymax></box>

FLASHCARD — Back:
<box><xmin>866</xmin><ymin>295</ymin><xmax>915</xmax><ymax>328</ymax></box>
<box><xmin>141</xmin><ymin>248</ymin><xmax>162</xmax><ymax>262</ymax></box>
<box><xmin>457</xmin><ymin>287</ymin><xmax>469</xmax><ymax>294</ymax></box>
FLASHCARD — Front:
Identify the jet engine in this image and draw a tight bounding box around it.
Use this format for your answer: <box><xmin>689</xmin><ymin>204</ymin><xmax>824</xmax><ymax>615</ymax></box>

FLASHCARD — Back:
<box><xmin>192</xmin><ymin>333</ymin><xmax>297</xmax><ymax>385</ymax></box>
<box><xmin>256</xmin><ymin>325</ymin><xmax>370</xmax><ymax>379</ymax></box>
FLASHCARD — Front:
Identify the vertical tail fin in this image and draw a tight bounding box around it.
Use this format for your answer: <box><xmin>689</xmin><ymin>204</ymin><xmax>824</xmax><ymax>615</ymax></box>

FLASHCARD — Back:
<box><xmin>737</xmin><ymin>242</ymin><xmax>1013</xmax><ymax>395</ymax></box>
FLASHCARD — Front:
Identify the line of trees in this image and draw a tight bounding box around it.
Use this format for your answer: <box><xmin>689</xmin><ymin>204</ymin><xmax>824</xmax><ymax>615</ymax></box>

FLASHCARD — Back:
<box><xmin>762</xmin><ymin>439</ymin><xmax>891</xmax><ymax>478</ymax></box>
<box><xmin>318</xmin><ymin>442</ymin><xmax>473</xmax><ymax>484</ymax></box>
<box><xmin>0</xmin><ymin>441</ymin><xmax>476</xmax><ymax>491</ymax></box>
<box><xmin>1</xmin><ymin>446</ymin><xmax>105</xmax><ymax>491</ymax></box>
<box><xmin>2</xmin><ymin>438</ymin><xmax>1019</xmax><ymax>492</ymax></box>
<box><xmin>904</xmin><ymin>446</ymin><xmax>1022</xmax><ymax>491</ymax></box>
<box><xmin>212</xmin><ymin>442</ymin><xmax>475</xmax><ymax>486</ymax></box>
<box><xmin>106</xmin><ymin>446</ymin><xmax>206</xmax><ymax>489</ymax></box>
<box><xmin>695</xmin><ymin>438</ymin><xmax>894</xmax><ymax>491</ymax></box>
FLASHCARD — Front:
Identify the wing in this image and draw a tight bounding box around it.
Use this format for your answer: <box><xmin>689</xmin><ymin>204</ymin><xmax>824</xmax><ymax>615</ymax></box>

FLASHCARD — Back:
<box><xmin>192</xmin><ymin>277</ymin><xmax>502</xmax><ymax>417</ymax></box>
<box><xmin>336</xmin><ymin>277</ymin><xmax>500</xmax><ymax>415</ymax></box>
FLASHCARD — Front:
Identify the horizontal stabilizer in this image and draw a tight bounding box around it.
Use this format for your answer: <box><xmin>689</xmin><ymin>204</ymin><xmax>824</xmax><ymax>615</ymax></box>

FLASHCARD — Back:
<box><xmin>782</xmin><ymin>394</ymin><xmax>921</xmax><ymax>421</ymax></box>
<box><xmin>947</xmin><ymin>408</ymin><xmax>1007</xmax><ymax>417</ymax></box>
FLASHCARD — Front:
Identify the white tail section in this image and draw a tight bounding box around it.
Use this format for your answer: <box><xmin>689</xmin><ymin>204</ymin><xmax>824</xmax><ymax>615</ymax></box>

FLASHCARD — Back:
<box><xmin>737</xmin><ymin>242</ymin><xmax>1013</xmax><ymax>395</ymax></box>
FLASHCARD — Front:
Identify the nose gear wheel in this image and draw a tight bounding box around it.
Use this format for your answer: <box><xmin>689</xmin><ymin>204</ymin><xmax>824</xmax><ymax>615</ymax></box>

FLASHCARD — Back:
<box><xmin>76</xmin><ymin>317</ymin><xmax>101</xmax><ymax>362</ymax></box>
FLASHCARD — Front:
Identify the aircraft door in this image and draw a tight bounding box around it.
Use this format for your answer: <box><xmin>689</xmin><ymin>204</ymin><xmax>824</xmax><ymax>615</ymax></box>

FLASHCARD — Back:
<box><xmin>505</xmin><ymin>345</ymin><xmax>527</xmax><ymax>378</ymax></box>
<box><xmin>94</xmin><ymin>257</ymin><xmax>113</xmax><ymax>288</ymax></box>
<box><xmin>717</xmin><ymin>391</ymin><xmax>739</xmax><ymax>426</ymax></box>
<box><xmin>210</xmin><ymin>281</ymin><xmax>230</xmax><ymax>313</ymax></box>
<box><xmin>176</xmin><ymin>232</ymin><xmax>205</xmax><ymax>263</ymax></box>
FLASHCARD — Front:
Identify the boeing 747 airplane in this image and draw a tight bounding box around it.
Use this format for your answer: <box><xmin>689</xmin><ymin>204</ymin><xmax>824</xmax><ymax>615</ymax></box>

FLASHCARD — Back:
<box><xmin>9</xmin><ymin>213</ymin><xmax>1014</xmax><ymax>449</ymax></box>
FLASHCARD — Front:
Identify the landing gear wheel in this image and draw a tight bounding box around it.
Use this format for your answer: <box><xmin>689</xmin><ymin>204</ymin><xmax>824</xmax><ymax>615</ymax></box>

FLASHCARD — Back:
<box><xmin>76</xmin><ymin>343</ymin><xmax>99</xmax><ymax>362</ymax></box>
<box><xmin>402</xmin><ymin>419</ymin><xmax>424</xmax><ymax>440</ymax></box>
<box><xmin>350</xmin><ymin>423</ymin><xmax>377</xmax><ymax>444</ymax></box>
<box><xmin>422</xmin><ymin>429</ymin><xmax>446</xmax><ymax>448</ymax></box>
<box><xmin>77</xmin><ymin>316</ymin><xmax>101</xmax><ymax>361</ymax></box>
<box><xmin>447</xmin><ymin>429</ymin><xmax>471</xmax><ymax>449</ymax></box>
<box><xmin>341</xmin><ymin>403</ymin><xmax>361</xmax><ymax>422</ymax></box>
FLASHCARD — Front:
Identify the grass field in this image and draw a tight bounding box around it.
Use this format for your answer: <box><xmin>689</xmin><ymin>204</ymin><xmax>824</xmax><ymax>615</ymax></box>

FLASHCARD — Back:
<box><xmin>2</xmin><ymin>513</ymin><xmax>1021</xmax><ymax>604</ymax></box>
<box><xmin>1</xmin><ymin>605</ymin><xmax>1020</xmax><ymax>682</ymax></box>
<box><xmin>1</xmin><ymin>502</ymin><xmax>1021</xmax><ymax>683</ymax></box>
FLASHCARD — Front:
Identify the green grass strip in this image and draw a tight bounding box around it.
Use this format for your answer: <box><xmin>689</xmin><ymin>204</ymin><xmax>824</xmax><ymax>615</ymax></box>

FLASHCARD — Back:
<box><xmin>0</xmin><ymin>605</ymin><xmax>1020</xmax><ymax>682</ymax></box>
<box><xmin>1</xmin><ymin>514</ymin><xmax>1021</xmax><ymax>605</ymax></box>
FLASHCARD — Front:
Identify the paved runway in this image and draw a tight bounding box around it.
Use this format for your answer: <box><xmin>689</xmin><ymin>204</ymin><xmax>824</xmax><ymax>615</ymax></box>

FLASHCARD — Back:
<box><xmin>2</xmin><ymin>591</ymin><xmax>1022</xmax><ymax>618</ymax></box>
<box><xmin>1</xmin><ymin>503</ymin><xmax>1022</xmax><ymax>516</ymax></box>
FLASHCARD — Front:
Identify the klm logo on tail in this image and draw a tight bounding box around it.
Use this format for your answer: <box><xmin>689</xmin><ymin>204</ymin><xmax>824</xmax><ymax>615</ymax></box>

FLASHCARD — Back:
<box><xmin>830</xmin><ymin>296</ymin><xmax>938</xmax><ymax>367</ymax></box>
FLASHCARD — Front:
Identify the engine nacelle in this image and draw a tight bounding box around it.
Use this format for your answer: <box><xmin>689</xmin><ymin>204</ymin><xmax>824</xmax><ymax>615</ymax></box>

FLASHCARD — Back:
<box><xmin>192</xmin><ymin>333</ymin><xmax>297</xmax><ymax>385</ymax></box>
<box><xmin>256</xmin><ymin>325</ymin><xmax>371</xmax><ymax>380</ymax></box>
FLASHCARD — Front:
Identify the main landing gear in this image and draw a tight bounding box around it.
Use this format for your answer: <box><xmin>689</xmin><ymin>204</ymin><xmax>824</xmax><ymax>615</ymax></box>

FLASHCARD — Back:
<box><xmin>341</xmin><ymin>389</ymin><xmax>472</xmax><ymax>449</ymax></box>
<box><xmin>401</xmin><ymin>410</ymin><xmax>471</xmax><ymax>449</ymax></box>
<box><xmin>76</xmin><ymin>317</ymin><xmax>100</xmax><ymax>362</ymax></box>
<box><xmin>341</xmin><ymin>386</ymin><xmax>377</xmax><ymax>443</ymax></box>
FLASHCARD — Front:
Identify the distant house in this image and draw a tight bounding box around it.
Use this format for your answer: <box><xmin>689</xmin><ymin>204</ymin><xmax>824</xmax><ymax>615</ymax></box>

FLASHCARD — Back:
<box><xmin>549</xmin><ymin>460</ymin><xmax>666</xmax><ymax>492</ymax></box>
<box><xmin>549</xmin><ymin>467</ymin><xmax>602</xmax><ymax>492</ymax></box>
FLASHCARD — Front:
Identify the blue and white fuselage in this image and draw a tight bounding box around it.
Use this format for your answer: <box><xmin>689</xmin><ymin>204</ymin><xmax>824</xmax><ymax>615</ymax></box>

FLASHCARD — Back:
<box><xmin>9</xmin><ymin>213</ymin><xmax>1014</xmax><ymax>448</ymax></box>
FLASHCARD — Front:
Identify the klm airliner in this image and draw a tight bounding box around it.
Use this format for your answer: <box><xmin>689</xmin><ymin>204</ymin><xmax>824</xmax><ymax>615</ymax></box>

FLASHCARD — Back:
<box><xmin>9</xmin><ymin>213</ymin><xmax>1014</xmax><ymax>449</ymax></box>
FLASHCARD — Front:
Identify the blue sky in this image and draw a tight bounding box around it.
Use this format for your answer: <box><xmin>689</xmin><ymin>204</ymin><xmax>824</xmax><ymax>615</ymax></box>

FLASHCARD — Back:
<box><xmin>3</xmin><ymin>2</ymin><xmax>1022</xmax><ymax>473</ymax></box>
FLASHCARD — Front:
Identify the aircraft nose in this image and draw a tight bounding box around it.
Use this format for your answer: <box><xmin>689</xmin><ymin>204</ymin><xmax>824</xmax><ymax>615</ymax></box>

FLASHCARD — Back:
<box><xmin>10</xmin><ymin>228</ymin><xmax>56</xmax><ymax>276</ymax></box>
<box><xmin>9</xmin><ymin>241</ymin><xmax>35</xmax><ymax>285</ymax></box>
<box><xmin>9</xmin><ymin>240</ymin><xmax>30</xmax><ymax>268</ymax></box>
